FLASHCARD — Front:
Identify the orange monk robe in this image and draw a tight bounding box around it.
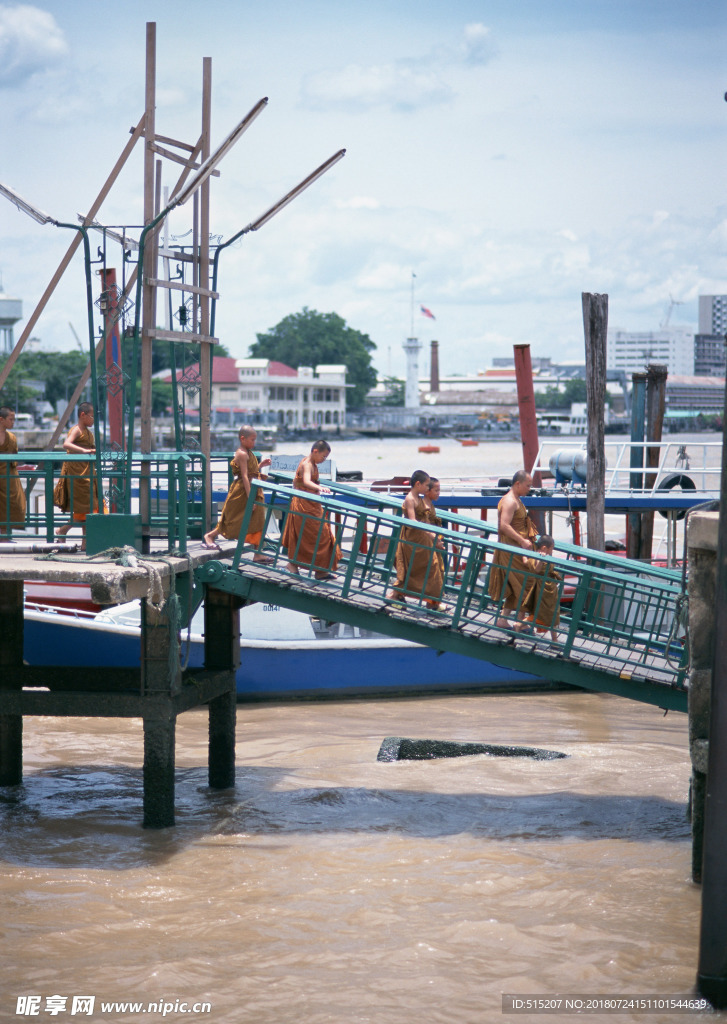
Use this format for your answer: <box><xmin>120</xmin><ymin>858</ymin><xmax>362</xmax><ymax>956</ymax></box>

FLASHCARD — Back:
<box><xmin>0</xmin><ymin>430</ymin><xmax>26</xmax><ymax>527</ymax></box>
<box><xmin>421</xmin><ymin>503</ymin><xmax>445</xmax><ymax>573</ymax></box>
<box><xmin>215</xmin><ymin>450</ymin><xmax>266</xmax><ymax>544</ymax></box>
<box><xmin>522</xmin><ymin>561</ymin><xmax>562</xmax><ymax>630</ymax></box>
<box><xmin>391</xmin><ymin>498</ymin><xmax>444</xmax><ymax>602</ymax></box>
<box><xmin>488</xmin><ymin>496</ymin><xmax>538</xmax><ymax>614</ymax></box>
<box><xmin>281</xmin><ymin>461</ymin><xmax>341</xmax><ymax>572</ymax></box>
<box><xmin>53</xmin><ymin>426</ymin><xmax>101</xmax><ymax>521</ymax></box>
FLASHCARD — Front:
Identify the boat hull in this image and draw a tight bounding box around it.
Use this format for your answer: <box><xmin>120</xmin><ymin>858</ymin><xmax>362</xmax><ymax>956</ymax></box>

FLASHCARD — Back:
<box><xmin>23</xmin><ymin>608</ymin><xmax>543</xmax><ymax>701</ymax></box>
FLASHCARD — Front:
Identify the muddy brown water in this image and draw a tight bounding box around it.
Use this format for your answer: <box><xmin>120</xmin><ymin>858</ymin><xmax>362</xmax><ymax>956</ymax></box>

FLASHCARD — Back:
<box><xmin>1</xmin><ymin>690</ymin><xmax>721</xmax><ymax>1023</ymax></box>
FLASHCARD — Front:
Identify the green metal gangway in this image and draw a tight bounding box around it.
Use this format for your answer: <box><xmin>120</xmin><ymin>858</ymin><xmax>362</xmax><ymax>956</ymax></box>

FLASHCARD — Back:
<box><xmin>195</xmin><ymin>479</ymin><xmax>689</xmax><ymax>712</ymax></box>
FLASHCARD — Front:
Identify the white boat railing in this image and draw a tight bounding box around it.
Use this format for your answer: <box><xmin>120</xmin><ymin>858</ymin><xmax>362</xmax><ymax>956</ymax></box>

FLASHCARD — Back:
<box><xmin>532</xmin><ymin>439</ymin><xmax>721</xmax><ymax>497</ymax></box>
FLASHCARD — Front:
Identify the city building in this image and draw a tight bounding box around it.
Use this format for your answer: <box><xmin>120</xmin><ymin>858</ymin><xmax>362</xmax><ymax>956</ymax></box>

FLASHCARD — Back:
<box><xmin>698</xmin><ymin>295</ymin><xmax>727</xmax><ymax>336</ymax></box>
<box><xmin>665</xmin><ymin>375</ymin><xmax>725</xmax><ymax>414</ymax></box>
<box><xmin>607</xmin><ymin>327</ymin><xmax>694</xmax><ymax>376</ymax></box>
<box><xmin>164</xmin><ymin>356</ymin><xmax>348</xmax><ymax>428</ymax></box>
<box><xmin>694</xmin><ymin>334</ymin><xmax>726</xmax><ymax>377</ymax></box>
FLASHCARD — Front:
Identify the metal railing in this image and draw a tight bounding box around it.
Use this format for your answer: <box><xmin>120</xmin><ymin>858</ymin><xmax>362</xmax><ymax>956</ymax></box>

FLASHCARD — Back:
<box><xmin>225</xmin><ymin>479</ymin><xmax>687</xmax><ymax>691</ymax></box>
<box><xmin>0</xmin><ymin>451</ymin><xmax>207</xmax><ymax>552</ymax></box>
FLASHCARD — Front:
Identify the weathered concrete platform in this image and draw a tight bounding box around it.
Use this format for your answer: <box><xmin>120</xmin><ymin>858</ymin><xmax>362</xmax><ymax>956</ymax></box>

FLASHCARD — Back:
<box><xmin>0</xmin><ymin>540</ymin><xmax>243</xmax><ymax>828</ymax></box>
<box><xmin>0</xmin><ymin>539</ymin><xmax>230</xmax><ymax>605</ymax></box>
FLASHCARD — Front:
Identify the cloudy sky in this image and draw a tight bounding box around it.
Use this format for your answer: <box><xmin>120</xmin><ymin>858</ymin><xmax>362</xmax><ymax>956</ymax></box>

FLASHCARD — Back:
<box><xmin>0</xmin><ymin>0</ymin><xmax>725</xmax><ymax>379</ymax></box>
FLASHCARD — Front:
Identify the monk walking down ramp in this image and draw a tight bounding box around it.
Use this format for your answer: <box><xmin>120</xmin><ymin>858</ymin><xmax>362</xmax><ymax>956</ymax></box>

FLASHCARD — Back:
<box><xmin>204</xmin><ymin>425</ymin><xmax>272</xmax><ymax>561</ymax></box>
<box><xmin>282</xmin><ymin>439</ymin><xmax>341</xmax><ymax>579</ymax></box>
<box><xmin>0</xmin><ymin>407</ymin><xmax>27</xmax><ymax>533</ymax></box>
<box><xmin>520</xmin><ymin>534</ymin><xmax>562</xmax><ymax>642</ymax></box>
<box><xmin>53</xmin><ymin>402</ymin><xmax>102</xmax><ymax>549</ymax></box>
<box><xmin>488</xmin><ymin>469</ymin><xmax>538</xmax><ymax>628</ymax></box>
<box><xmin>387</xmin><ymin>470</ymin><xmax>445</xmax><ymax>610</ymax></box>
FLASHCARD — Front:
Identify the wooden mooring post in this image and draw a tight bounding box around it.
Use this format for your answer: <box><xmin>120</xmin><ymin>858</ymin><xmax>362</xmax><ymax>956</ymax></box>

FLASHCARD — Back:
<box><xmin>582</xmin><ymin>292</ymin><xmax>607</xmax><ymax>552</ymax></box>
<box><xmin>0</xmin><ymin>555</ymin><xmax>238</xmax><ymax>828</ymax></box>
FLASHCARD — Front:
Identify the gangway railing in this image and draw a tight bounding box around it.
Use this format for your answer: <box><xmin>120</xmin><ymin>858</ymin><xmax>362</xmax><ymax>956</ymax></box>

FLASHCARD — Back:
<box><xmin>0</xmin><ymin>450</ymin><xmax>207</xmax><ymax>552</ymax></box>
<box><xmin>196</xmin><ymin>479</ymin><xmax>688</xmax><ymax>710</ymax></box>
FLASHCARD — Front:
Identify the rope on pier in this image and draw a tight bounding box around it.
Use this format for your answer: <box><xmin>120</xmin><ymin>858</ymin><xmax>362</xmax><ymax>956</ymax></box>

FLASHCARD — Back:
<box><xmin>34</xmin><ymin>545</ymin><xmax>193</xmax><ymax>686</ymax></box>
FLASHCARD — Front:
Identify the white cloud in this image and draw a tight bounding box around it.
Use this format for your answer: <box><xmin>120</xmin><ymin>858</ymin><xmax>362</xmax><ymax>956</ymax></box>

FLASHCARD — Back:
<box><xmin>334</xmin><ymin>196</ymin><xmax>380</xmax><ymax>210</ymax></box>
<box><xmin>0</xmin><ymin>4</ymin><xmax>68</xmax><ymax>87</ymax></box>
<box><xmin>301</xmin><ymin>22</ymin><xmax>497</xmax><ymax>113</ymax></box>
<box><xmin>301</xmin><ymin>62</ymin><xmax>452</xmax><ymax>113</ymax></box>
<box><xmin>460</xmin><ymin>23</ymin><xmax>498</xmax><ymax>66</ymax></box>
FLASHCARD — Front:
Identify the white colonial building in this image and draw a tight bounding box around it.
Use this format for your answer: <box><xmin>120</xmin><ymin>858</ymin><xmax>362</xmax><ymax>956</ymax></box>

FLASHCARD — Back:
<box><xmin>165</xmin><ymin>357</ymin><xmax>348</xmax><ymax>428</ymax></box>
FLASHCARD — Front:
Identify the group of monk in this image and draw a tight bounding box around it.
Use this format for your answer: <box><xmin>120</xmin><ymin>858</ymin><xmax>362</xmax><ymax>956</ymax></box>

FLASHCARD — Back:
<box><xmin>204</xmin><ymin>426</ymin><xmax>341</xmax><ymax>580</ymax></box>
<box><xmin>0</xmin><ymin>401</ymin><xmax>101</xmax><ymax>549</ymax></box>
<box><xmin>145</xmin><ymin>423</ymin><xmax>563</xmax><ymax>636</ymax></box>
<box><xmin>1</xmin><ymin>407</ymin><xmax>561</xmax><ymax>635</ymax></box>
<box><xmin>488</xmin><ymin>469</ymin><xmax>562</xmax><ymax>641</ymax></box>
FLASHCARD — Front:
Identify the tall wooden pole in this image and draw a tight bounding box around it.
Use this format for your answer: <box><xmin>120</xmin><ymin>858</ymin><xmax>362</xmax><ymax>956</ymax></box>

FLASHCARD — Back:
<box><xmin>200</xmin><ymin>57</ymin><xmax>213</xmax><ymax>528</ymax></box>
<box><xmin>638</xmin><ymin>363</ymin><xmax>668</xmax><ymax>562</ymax></box>
<box><xmin>98</xmin><ymin>268</ymin><xmax>124</xmax><ymax>454</ymax></box>
<box><xmin>513</xmin><ymin>343</ymin><xmax>543</xmax><ymax>533</ymax></box>
<box><xmin>582</xmin><ymin>292</ymin><xmax>607</xmax><ymax>552</ymax></box>
<box><xmin>139</xmin><ymin>21</ymin><xmax>156</xmax><ymax>551</ymax></box>
<box><xmin>626</xmin><ymin>372</ymin><xmax>647</xmax><ymax>560</ymax></box>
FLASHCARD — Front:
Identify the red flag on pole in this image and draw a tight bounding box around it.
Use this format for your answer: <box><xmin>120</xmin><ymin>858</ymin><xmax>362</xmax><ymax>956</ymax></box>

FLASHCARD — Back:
<box><xmin>420</xmin><ymin>305</ymin><xmax>435</xmax><ymax>320</ymax></box>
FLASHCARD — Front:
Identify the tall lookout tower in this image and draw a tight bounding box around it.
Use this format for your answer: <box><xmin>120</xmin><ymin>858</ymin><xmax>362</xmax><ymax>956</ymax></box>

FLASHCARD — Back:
<box><xmin>403</xmin><ymin>336</ymin><xmax>422</xmax><ymax>409</ymax></box>
<box><xmin>0</xmin><ymin>290</ymin><xmax>22</xmax><ymax>355</ymax></box>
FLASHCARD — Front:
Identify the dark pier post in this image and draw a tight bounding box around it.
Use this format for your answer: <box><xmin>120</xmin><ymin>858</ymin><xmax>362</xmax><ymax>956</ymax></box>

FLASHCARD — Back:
<box><xmin>0</xmin><ymin>580</ymin><xmax>23</xmax><ymax>785</ymax></box>
<box><xmin>626</xmin><ymin>372</ymin><xmax>647</xmax><ymax>560</ymax></box>
<box><xmin>204</xmin><ymin>588</ymin><xmax>239</xmax><ymax>789</ymax></box>
<box><xmin>141</xmin><ymin>597</ymin><xmax>181</xmax><ymax>828</ymax></box>
<box><xmin>582</xmin><ymin>292</ymin><xmax>608</xmax><ymax>552</ymax></box>
<box><xmin>638</xmin><ymin>364</ymin><xmax>668</xmax><ymax>562</ymax></box>
<box><xmin>696</xmin><ymin>389</ymin><xmax>727</xmax><ymax>1008</ymax></box>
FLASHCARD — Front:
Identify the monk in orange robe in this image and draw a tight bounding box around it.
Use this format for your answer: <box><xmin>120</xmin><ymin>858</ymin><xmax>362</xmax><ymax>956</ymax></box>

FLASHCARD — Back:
<box><xmin>282</xmin><ymin>439</ymin><xmax>340</xmax><ymax>579</ymax></box>
<box><xmin>387</xmin><ymin>470</ymin><xmax>445</xmax><ymax>609</ymax></box>
<box><xmin>204</xmin><ymin>424</ymin><xmax>272</xmax><ymax>560</ymax></box>
<box><xmin>0</xmin><ymin>407</ymin><xmax>27</xmax><ymax>532</ymax></box>
<box><xmin>53</xmin><ymin>402</ymin><xmax>103</xmax><ymax>548</ymax></box>
<box><xmin>488</xmin><ymin>469</ymin><xmax>538</xmax><ymax>627</ymax></box>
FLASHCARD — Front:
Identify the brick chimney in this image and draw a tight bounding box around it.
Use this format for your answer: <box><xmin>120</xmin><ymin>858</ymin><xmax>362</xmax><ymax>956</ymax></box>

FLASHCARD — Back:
<box><xmin>430</xmin><ymin>339</ymin><xmax>440</xmax><ymax>392</ymax></box>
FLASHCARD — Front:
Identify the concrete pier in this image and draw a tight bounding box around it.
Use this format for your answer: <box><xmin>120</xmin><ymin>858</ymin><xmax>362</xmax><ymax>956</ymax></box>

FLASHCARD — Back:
<box><xmin>686</xmin><ymin>510</ymin><xmax>717</xmax><ymax>881</ymax></box>
<box><xmin>0</xmin><ymin>546</ymin><xmax>239</xmax><ymax>827</ymax></box>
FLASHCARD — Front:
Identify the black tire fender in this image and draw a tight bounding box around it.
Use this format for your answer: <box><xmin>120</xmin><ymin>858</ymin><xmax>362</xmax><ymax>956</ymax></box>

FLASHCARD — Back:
<box><xmin>657</xmin><ymin>473</ymin><xmax>696</xmax><ymax>519</ymax></box>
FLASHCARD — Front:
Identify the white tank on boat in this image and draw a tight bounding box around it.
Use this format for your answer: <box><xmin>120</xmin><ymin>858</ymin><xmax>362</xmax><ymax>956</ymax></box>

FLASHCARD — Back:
<box><xmin>548</xmin><ymin>449</ymin><xmax>596</xmax><ymax>484</ymax></box>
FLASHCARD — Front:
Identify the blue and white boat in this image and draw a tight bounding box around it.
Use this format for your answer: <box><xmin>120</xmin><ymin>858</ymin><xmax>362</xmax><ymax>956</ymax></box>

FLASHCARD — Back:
<box><xmin>23</xmin><ymin>595</ymin><xmax>543</xmax><ymax>700</ymax></box>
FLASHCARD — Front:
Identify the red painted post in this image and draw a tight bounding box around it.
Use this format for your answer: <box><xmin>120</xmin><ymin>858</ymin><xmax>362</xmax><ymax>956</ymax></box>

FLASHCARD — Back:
<box><xmin>99</xmin><ymin>269</ymin><xmax>124</xmax><ymax>461</ymax></box>
<box><xmin>513</xmin><ymin>343</ymin><xmax>544</xmax><ymax>532</ymax></box>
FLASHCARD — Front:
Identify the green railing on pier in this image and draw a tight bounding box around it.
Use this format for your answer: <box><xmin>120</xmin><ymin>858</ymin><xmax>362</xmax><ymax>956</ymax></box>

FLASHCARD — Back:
<box><xmin>0</xmin><ymin>450</ymin><xmax>207</xmax><ymax>553</ymax></box>
<box><xmin>197</xmin><ymin>478</ymin><xmax>688</xmax><ymax>709</ymax></box>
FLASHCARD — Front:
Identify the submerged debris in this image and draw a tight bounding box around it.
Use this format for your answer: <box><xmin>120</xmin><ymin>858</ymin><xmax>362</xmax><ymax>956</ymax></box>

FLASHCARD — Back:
<box><xmin>377</xmin><ymin>736</ymin><xmax>568</xmax><ymax>762</ymax></box>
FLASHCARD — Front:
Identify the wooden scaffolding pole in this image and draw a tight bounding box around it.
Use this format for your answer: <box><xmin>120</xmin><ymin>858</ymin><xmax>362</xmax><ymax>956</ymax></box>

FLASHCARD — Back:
<box><xmin>582</xmin><ymin>292</ymin><xmax>608</xmax><ymax>552</ymax></box>
<box><xmin>199</xmin><ymin>56</ymin><xmax>213</xmax><ymax>528</ymax></box>
<box><xmin>0</xmin><ymin>114</ymin><xmax>145</xmax><ymax>393</ymax></box>
<box><xmin>139</xmin><ymin>20</ymin><xmax>157</xmax><ymax>550</ymax></box>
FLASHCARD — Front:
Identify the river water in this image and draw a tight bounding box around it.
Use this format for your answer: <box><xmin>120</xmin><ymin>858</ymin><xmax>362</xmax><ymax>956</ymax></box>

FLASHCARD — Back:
<box><xmin>0</xmin><ymin>692</ymin><xmax>721</xmax><ymax>1023</ymax></box>
<box><xmin>2</xmin><ymin>431</ymin><xmax>723</xmax><ymax>1023</ymax></box>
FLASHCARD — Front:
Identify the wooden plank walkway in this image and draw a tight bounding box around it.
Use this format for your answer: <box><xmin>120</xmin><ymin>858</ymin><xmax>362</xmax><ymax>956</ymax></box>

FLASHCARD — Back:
<box><xmin>197</xmin><ymin>554</ymin><xmax>688</xmax><ymax>713</ymax></box>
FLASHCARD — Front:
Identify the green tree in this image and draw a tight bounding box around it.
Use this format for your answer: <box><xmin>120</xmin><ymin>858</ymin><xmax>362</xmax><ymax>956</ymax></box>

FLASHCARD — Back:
<box><xmin>250</xmin><ymin>308</ymin><xmax>377</xmax><ymax>408</ymax></box>
<box><xmin>0</xmin><ymin>351</ymin><xmax>88</xmax><ymax>412</ymax></box>
<box><xmin>535</xmin><ymin>378</ymin><xmax>593</xmax><ymax>410</ymax></box>
<box><xmin>119</xmin><ymin>335</ymin><xmax>230</xmax><ymax>376</ymax></box>
<box><xmin>380</xmin><ymin>377</ymin><xmax>405</xmax><ymax>406</ymax></box>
